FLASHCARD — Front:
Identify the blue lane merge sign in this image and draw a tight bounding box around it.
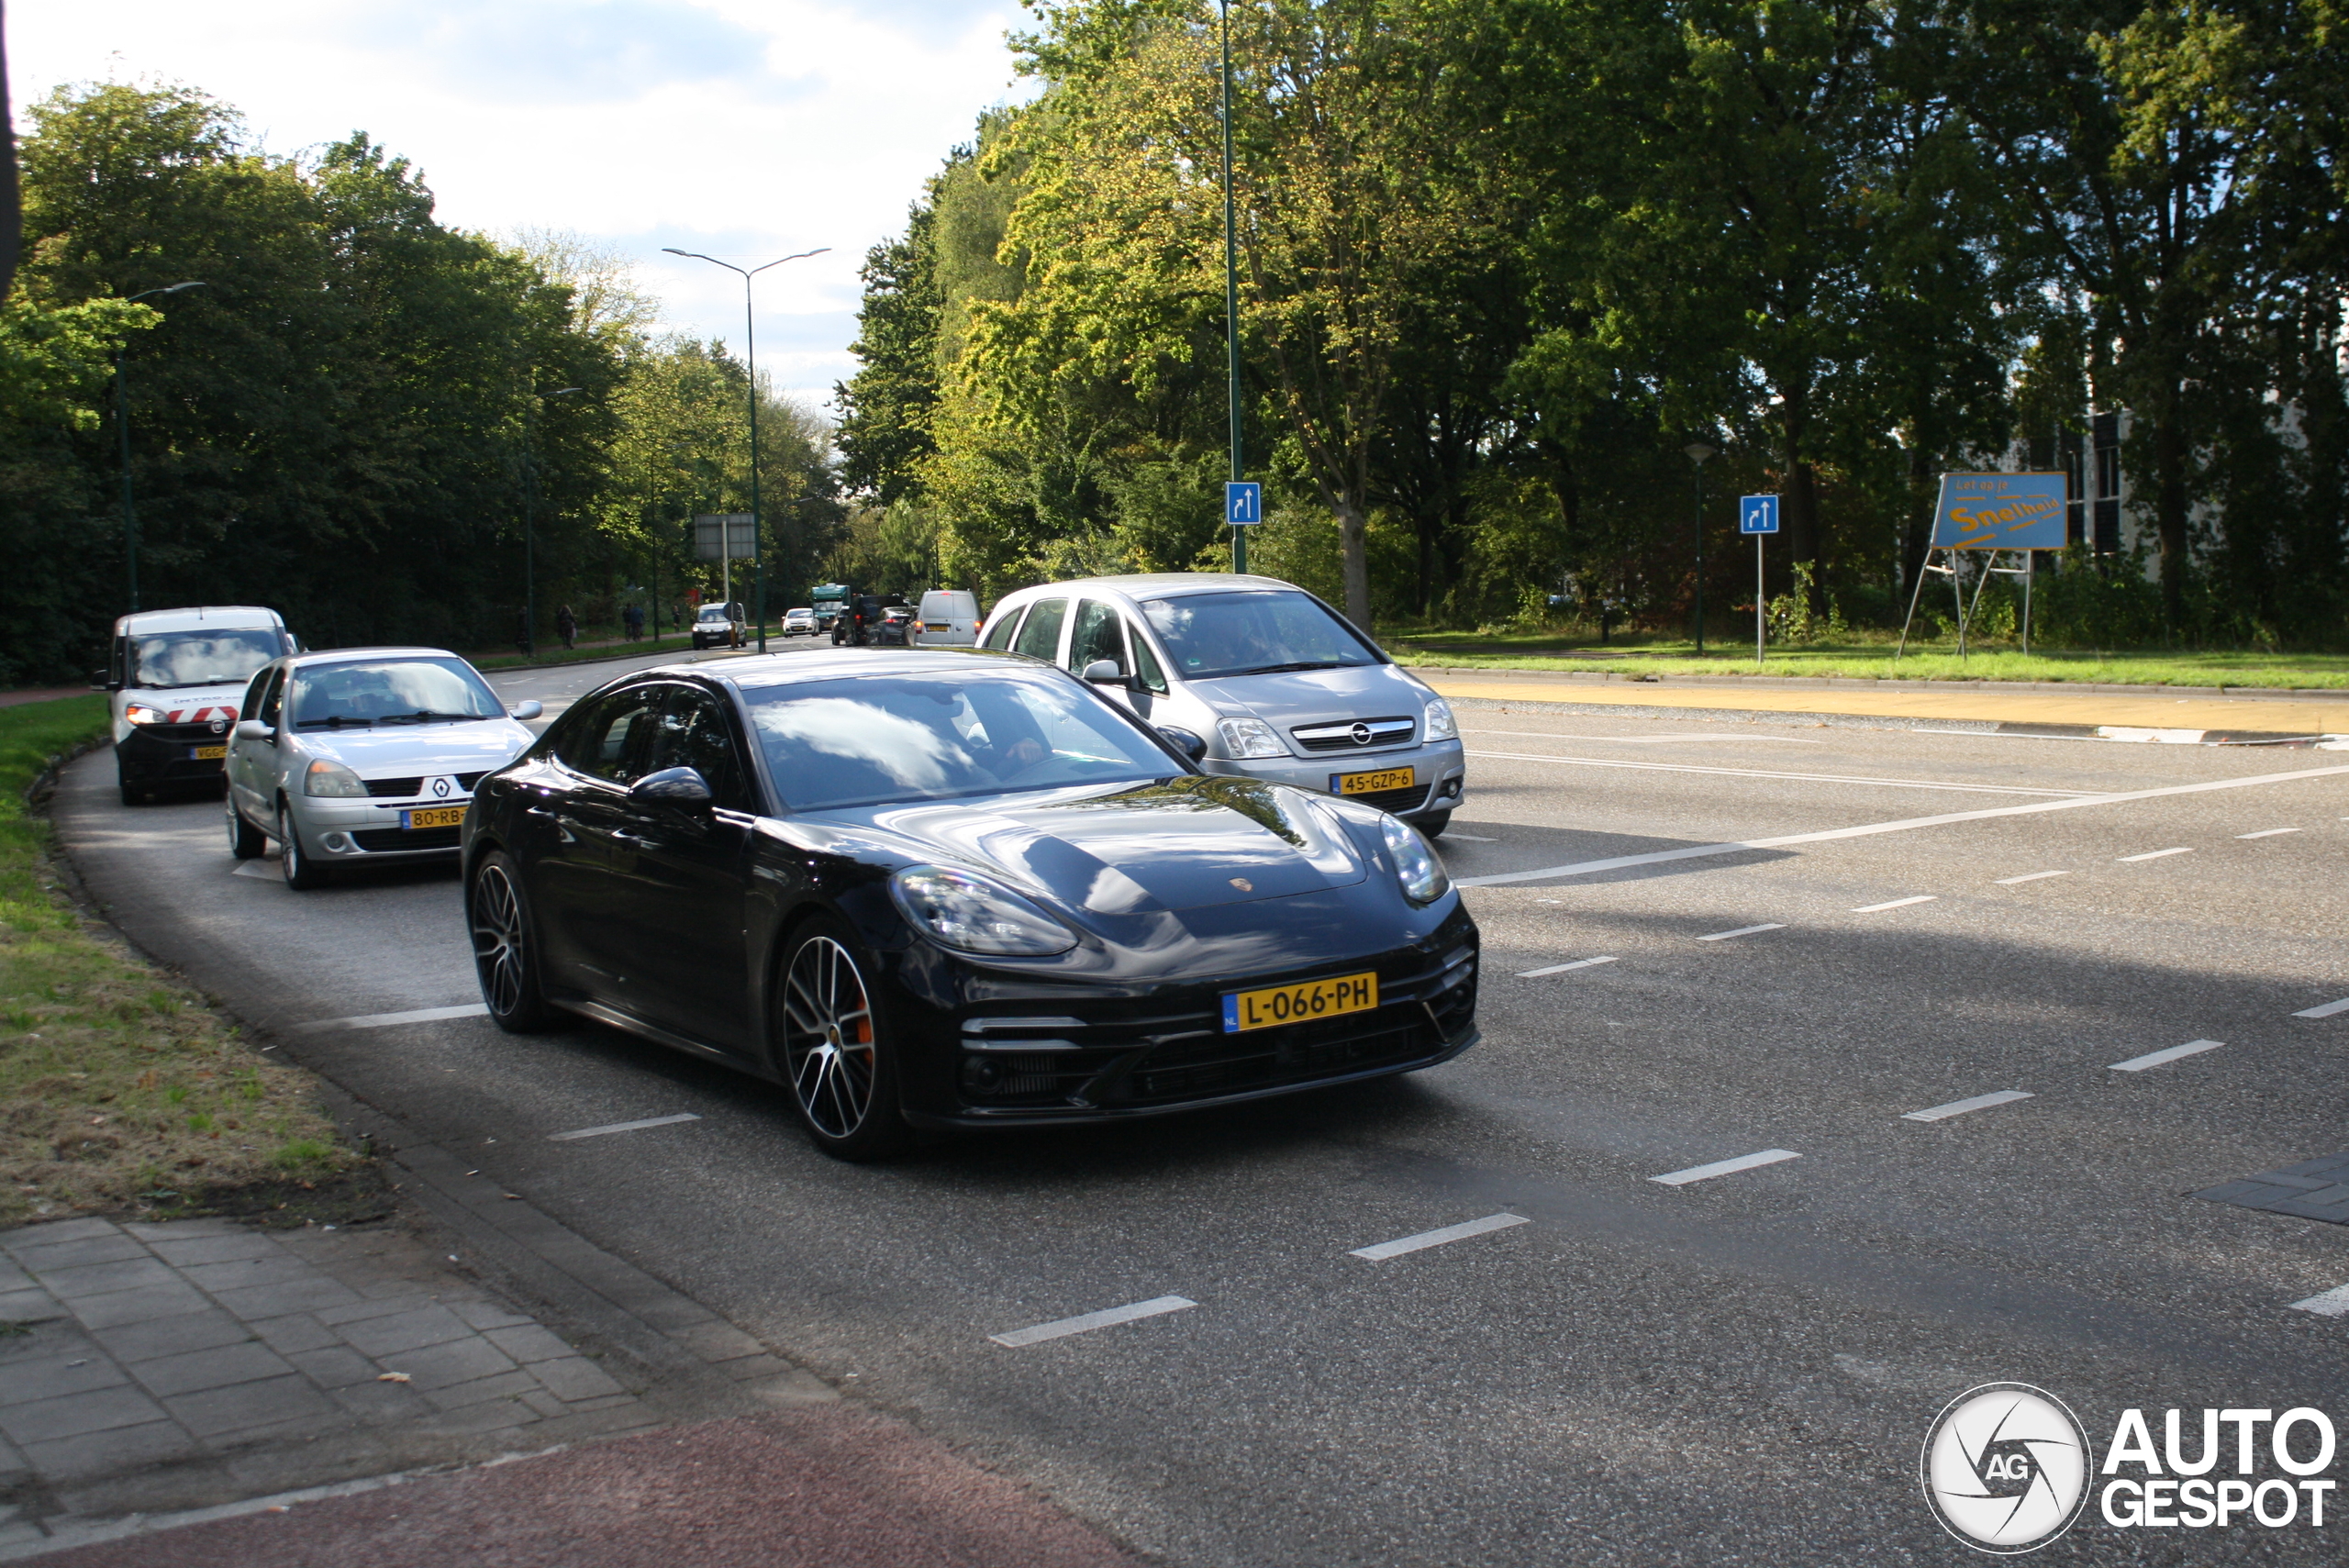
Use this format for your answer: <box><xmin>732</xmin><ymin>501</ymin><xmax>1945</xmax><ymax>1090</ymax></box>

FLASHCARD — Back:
<box><xmin>1226</xmin><ymin>482</ymin><xmax>1263</xmax><ymax>526</ymax></box>
<box><xmin>1740</xmin><ymin>495</ymin><xmax>1780</xmax><ymax>535</ymax></box>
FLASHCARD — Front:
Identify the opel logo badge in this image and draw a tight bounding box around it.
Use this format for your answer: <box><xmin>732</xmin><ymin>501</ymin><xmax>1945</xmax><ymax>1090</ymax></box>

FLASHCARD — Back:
<box><xmin>431</xmin><ymin>777</ymin><xmax>451</xmax><ymax>798</ymax></box>
<box><xmin>1349</xmin><ymin>722</ymin><xmax>1372</xmax><ymax>746</ymax></box>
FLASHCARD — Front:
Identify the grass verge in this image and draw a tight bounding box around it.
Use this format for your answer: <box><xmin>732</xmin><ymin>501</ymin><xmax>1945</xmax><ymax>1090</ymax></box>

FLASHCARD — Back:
<box><xmin>1386</xmin><ymin>632</ymin><xmax>2349</xmax><ymax>688</ymax></box>
<box><xmin>2</xmin><ymin>695</ymin><xmax>373</xmax><ymax>1228</ymax></box>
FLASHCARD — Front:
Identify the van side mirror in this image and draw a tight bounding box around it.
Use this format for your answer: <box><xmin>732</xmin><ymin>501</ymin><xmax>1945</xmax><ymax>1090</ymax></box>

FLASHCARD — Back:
<box><xmin>1081</xmin><ymin>659</ymin><xmax>1125</xmax><ymax>685</ymax></box>
<box><xmin>1156</xmin><ymin>726</ymin><xmax>1208</xmax><ymax>762</ymax></box>
<box><xmin>234</xmin><ymin>718</ymin><xmax>275</xmax><ymax>744</ymax></box>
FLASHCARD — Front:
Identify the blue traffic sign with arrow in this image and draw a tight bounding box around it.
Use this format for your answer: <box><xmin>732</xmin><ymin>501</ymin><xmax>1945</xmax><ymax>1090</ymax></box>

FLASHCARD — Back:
<box><xmin>1226</xmin><ymin>482</ymin><xmax>1263</xmax><ymax>526</ymax></box>
<box><xmin>1740</xmin><ymin>495</ymin><xmax>1780</xmax><ymax>535</ymax></box>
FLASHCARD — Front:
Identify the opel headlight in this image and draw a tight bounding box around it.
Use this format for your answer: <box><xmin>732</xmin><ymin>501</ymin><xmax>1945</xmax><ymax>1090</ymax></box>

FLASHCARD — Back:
<box><xmin>891</xmin><ymin>866</ymin><xmax>1076</xmax><ymax>956</ymax></box>
<box><xmin>303</xmin><ymin>759</ymin><xmax>368</xmax><ymax>798</ymax></box>
<box><xmin>1216</xmin><ymin>716</ymin><xmax>1288</xmax><ymax>760</ymax></box>
<box><xmin>1380</xmin><ymin>816</ymin><xmax>1450</xmax><ymax>905</ymax></box>
<box><xmin>123</xmin><ymin>704</ymin><xmax>168</xmax><ymax>726</ymax></box>
<box><xmin>1423</xmin><ymin>697</ymin><xmax>1457</xmax><ymax>740</ymax></box>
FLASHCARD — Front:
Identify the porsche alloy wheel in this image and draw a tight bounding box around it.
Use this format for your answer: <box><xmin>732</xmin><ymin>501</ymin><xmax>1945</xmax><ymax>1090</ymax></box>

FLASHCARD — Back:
<box><xmin>470</xmin><ymin>854</ymin><xmax>553</xmax><ymax>1031</ymax></box>
<box><xmin>777</xmin><ymin>923</ymin><xmax>907</xmax><ymax>1160</ymax></box>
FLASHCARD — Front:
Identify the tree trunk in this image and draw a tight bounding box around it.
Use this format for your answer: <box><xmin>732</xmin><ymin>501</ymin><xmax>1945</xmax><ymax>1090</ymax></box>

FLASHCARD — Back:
<box><xmin>2151</xmin><ymin>384</ymin><xmax>2189</xmax><ymax>637</ymax></box>
<box><xmin>1336</xmin><ymin>494</ymin><xmax>1372</xmax><ymax>633</ymax></box>
<box><xmin>1780</xmin><ymin>389</ymin><xmax>1820</xmax><ymax>612</ymax></box>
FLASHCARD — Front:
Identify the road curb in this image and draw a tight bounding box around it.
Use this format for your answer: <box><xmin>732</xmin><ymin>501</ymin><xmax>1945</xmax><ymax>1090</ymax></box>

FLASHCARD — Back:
<box><xmin>1399</xmin><ymin>662</ymin><xmax>2349</xmax><ymax>701</ymax></box>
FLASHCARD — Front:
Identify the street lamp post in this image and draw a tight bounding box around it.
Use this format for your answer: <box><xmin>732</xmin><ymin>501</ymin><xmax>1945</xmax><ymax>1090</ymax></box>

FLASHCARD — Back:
<box><xmin>663</xmin><ymin>246</ymin><xmax>830</xmax><ymax>652</ymax></box>
<box><xmin>1219</xmin><ymin>0</ymin><xmax>1247</xmax><ymax>575</ymax></box>
<box><xmin>521</xmin><ymin>385</ymin><xmax>584</xmax><ymax>658</ymax></box>
<box><xmin>114</xmin><ymin>281</ymin><xmax>206</xmax><ymax>612</ymax></box>
<box><xmin>1682</xmin><ymin>441</ymin><xmax>1718</xmax><ymax>653</ymax></box>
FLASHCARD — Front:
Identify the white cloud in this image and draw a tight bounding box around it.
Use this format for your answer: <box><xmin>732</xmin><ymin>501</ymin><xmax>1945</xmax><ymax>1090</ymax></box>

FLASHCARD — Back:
<box><xmin>6</xmin><ymin>0</ymin><xmax>1034</xmax><ymax>408</ymax></box>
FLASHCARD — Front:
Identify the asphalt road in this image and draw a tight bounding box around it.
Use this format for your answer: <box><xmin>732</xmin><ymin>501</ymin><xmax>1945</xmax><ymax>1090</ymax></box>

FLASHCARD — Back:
<box><xmin>51</xmin><ymin>648</ymin><xmax>2349</xmax><ymax>1566</ymax></box>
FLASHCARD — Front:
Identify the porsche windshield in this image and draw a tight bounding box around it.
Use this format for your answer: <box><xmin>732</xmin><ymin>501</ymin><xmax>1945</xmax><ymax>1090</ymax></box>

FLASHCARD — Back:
<box><xmin>289</xmin><ymin>659</ymin><xmax>503</xmax><ymax>728</ymax></box>
<box><xmin>1138</xmin><ymin>591</ymin><xmax>1379</xmax><ymax>680</ymax></box>
<box><xmin>129</xmin><ymin>628</ymin><xmax>281</xmax><ymax>688</ymax></box>
<box><xmin>744</xmin><ymin>672</ymin><xmax>1174</xmax><ymax>811</ymax></box>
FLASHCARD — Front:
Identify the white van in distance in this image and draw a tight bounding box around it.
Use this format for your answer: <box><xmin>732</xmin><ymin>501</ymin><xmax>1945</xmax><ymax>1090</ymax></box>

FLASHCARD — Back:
<box><xmin>913</xmin><ymin>588</ymin><xmax>982</xmax><ymax>647</ymax></box>
<box><xmin>97</xmin><ymin>606</ymin><xmax>299</xmax><ymax>805</ymax></box>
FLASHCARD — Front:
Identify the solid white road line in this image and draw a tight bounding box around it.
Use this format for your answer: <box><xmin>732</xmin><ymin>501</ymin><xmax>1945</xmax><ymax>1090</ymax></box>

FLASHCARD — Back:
<box><xmin>546</xmin><ymin>1113</ymin><xmax>702</xmax><ymax>1142</ymax></box>
<box><xmin>1456</xmin><ymin>763</ymin><xmax>2349</xmax><ymax>889</ymax></box>
<box><xmin>295</xmin><ymin>1003</ymin><xmax>490</xmax><ymax>1033</ymax></box>
<box><xmin>2293</xmin><ymin>997</ymin><xmax>2349</xmax><ymax>1020</ymax></box>
<box><xmin>1444</xmin><ymin>833</ymin><xmax>1499</xmax><ymax>842</ymax></box>
<box><xmin>2237</xmin><ymin>828</ymin><xmax>2301</xmax><ymax>839</ymax></box>
<box><xmin>1652</xmin><ymin>1150</ymin><xmax>1800</xmax><ymax>1186</ymax></box>
<box><xmin>1463</xmin><ymin>729</ymin><xmax>1823</xmax><ymax>746</ymax></box>
<box><xmin>1903</xmin><ymin>1090</ymin><xmax>2033</xmax><ymax>1122</ymax></box>
<box><xmin>1853</xmin><ymin>895</ymin><xmax>1936</xmax><ymax>913</ymax></box>
<box><xmin>2117</xmin><ymin>847</ymin><xmax>2194</xmax><ymax>862</ymax></box>
<box><xmin>2290</xmin><ymin>1284</ymin><xmax>2349</xmax><ymax>1318</ymax></box>
<box><xmin>1517</xmin><ymin>957</ymin><xmax>1618</xmax><ymax>978</ymax></box>
<box><xmin>1994</xmin><ymin>871</ymin><xmax>2070</xmax><ymax>884</ymax></box>
<box><xmin>2110</xmin><ymin>1040</ymin><xmax>2222</xmax><ymax>1073</ymax></box>
<box><xmin>1698</xmin><ymin>923</ymin><xmax>1786</xmax><ymax>941</ymax></box>
<box><xmin>989</xmin><ymin>1296</ymin><xmax>1197</xmax><ymax>1348</ymax></box>
<box><xmin>1350</xmin><ymin>1213</ymin><xmax>1531</xmax><ymax>1262</ymax></box>
<box><xmin>1463</xmin><ymin>749</ymin><xmax>2093</xmax><ymax>797</ymax></box>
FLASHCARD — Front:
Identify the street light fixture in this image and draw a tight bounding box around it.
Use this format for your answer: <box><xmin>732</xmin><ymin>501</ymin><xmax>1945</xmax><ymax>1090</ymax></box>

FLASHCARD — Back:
<box><xmin>662</xmin><ymin>246</ymin><xmax>830</xmax><ymax>652</ymax></box>
<box><xmin>520</xmin><ymin>386</ymin><xmax>584</xmax><ymax>657</ymax></box>
<box><xmin>1682</xmin><ymin>441</ymin><xmax>1718</xmax><ymax>653</ymax></box>
<box><xmin>115</xmin><ymin>281</ymin><xmax>206</xmax><ymax>612</ymax></box>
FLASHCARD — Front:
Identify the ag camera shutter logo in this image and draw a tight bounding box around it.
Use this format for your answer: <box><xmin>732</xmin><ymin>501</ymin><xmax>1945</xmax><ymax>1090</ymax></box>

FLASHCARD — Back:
<box><xmin>1920</xmin><ymin>1383</ymin><xmax>2092</xmax><ymax>1552</ymax></box>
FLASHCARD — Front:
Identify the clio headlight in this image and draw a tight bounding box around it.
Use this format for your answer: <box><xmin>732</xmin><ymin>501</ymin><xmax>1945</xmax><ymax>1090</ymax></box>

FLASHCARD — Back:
<box><xmin>1380</xmin><ymin>816</ymin><xmax>1450</xmax><ymax>905</ymax></box>
<box><xmin>890</xmin><ymin>866</ymin><xmax>1077</xmax><ymax>956</ymax></box>
<box><xmin>1423</xmin><ymin>697</ymin><xmax>1457</xmax><ymax>740</ymax></box>
<box><xmin>303</xmin><ymin>758</ymin><xmax>368</xmax><ymax>797</ymax></box>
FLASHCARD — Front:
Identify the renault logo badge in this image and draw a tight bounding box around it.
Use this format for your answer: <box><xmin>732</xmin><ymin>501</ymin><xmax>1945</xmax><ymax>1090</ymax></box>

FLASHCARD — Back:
<box><xmin>431</xmin><ymin>777</ymin><xmax>451</xmax><ymax>797</ymax></box>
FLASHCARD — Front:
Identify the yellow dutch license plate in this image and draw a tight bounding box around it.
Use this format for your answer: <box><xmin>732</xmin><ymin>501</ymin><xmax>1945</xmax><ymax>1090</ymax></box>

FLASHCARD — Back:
<box><xmin>1222</xmin><ymin>971</ymin><xmax>1378</xmax><ymax>1034</ymax></box>
<box><xmin>926</xmin><ymin>622</ymin><xmax>949</xmax><ymax>631</ymax></box>
<box><xmin>402</xmin><ymin>805</ymin><xmax>467</xmax><ymax>830</ymax></box>
<box><xmin>1332</xmin><ymin>766</ymin><xmax>1414</xmax><ymax>796</ymax></box>
<box><xmin>190</xmin><ymin>745</ymin><xmax>227</xmax><ymax>762</ymax></box>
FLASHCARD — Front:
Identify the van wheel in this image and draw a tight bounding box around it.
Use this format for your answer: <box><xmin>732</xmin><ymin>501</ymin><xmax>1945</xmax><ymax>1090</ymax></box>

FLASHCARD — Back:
<box><xmin>1415</xmin><ymin>811</ymin><xmax>1451</xmax><ymax>839</ymax></box>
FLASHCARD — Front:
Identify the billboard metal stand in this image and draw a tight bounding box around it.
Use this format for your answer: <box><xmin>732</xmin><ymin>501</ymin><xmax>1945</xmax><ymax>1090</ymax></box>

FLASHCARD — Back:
<box><xmin>1963</xmin><ymin>548</ymin><xmax>2036</xmax><ymax>656</ymax></box>
<box><xmin>1895</xmin><ymin>546</ymin><xmax>1970</xmax><ymax>660</ymax></box>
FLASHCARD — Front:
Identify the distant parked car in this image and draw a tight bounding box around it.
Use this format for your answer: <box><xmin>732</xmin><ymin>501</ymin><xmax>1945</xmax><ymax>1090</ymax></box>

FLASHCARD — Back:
<box><xmin>877</xmin><ymin>606</ymin><xmax>917</xmax><ymax>646</ymax></box>
<box><xmin>97</xmin><ymin>606</ymin><xmax>300</xmax><ymax>806</ymax></box>
<box><xmin>782</xmin><ymin>607</ymin><xmax>817</xmax><ymax>637</ymax></box>
<box><xmin>691</xmin><ymin>602</ymin><xmax>746</xmax><ymax>651</ymax></box>
<box><xmin>912</xmin><ymin>589</ymin><xmax>981</xmax><ymax>648</ymax></box>
<box><xmin>977</xmin><ymin>573</ymin><xmax>1465</xmax><ymax>836</ymax></box>
<box><xmin>224</xmin><ymin>648</ymin><xmax>540</xmax><ymax>889</ymax></box>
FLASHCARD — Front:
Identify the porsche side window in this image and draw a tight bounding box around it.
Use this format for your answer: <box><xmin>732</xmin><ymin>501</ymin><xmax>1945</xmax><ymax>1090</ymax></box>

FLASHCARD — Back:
<box><xmin>1012</xmin><ymin>597</ymin><xmax>1067</xmax><ymax>661</ymax></box>
<box><xmin>980</xmin><ymin>609</ymin><xmax>1023</xmax><ymax>651</ymax></box>
<box><xmin>647</xmin><ymin>689</ymin><xmax>752</xmax><ymax>812</ymax></box>
<box><xmin>562</xmin><ymin>690</ymin><xmax>661</xmax><ymax>785</ymax></box>
<box><xmin>1066</xmin><ymin>600</ymin><xmax>1125</xmax><ymax>674</ymax></box>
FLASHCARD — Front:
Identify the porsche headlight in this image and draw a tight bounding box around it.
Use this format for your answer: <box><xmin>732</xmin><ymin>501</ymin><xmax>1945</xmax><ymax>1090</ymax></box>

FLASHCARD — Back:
<box><xmin>123</xmin><ymin>703</ymin><xmax>169</xmax><ymax>726</ymax></box>
<box><xmin>890</xmin><ymin>866</ymin><xmax>1076</xmax><ymax>957</ymax></box>
<box><xmin>1216</xmin><ymin>716</ymin><xmax>1288</xmax><ymax>759</ymax></box>
<box><xmin>1380</xmin><ymin>816</ymin><xmax>1450</xmax><ymax>905</ymax></box>
<box><xmin>1423</xmin><ymin>697</ymin><xmax>1457</xmax><ymax>740</ymax></box>
<box><xmin>303</xmin><ymin>758</ymin><xmax>368</xmax><ymax>797</ymax></box>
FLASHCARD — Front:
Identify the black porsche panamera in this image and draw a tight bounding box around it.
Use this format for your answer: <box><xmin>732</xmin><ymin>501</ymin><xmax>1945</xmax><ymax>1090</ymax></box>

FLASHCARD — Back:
<box><xmin>461</xmin><ymin>648</ymin><xmax>1479</xmax><ymax>1159</ymax></box>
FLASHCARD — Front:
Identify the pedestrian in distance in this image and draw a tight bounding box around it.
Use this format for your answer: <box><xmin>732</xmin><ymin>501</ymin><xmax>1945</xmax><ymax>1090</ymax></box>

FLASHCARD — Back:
<box><xmin>556</xmin><ymin>604</ymin><xmax>577</xmax><ymax>651</ymax></box>
<box><xmin>515</xmin><ymin>609</ymin><xmax>531</xmax><ymax>657</ymax></box>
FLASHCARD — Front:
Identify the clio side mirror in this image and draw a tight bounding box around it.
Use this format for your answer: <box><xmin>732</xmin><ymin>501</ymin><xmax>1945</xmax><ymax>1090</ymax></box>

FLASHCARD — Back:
<box><xmin>509</xmin><ymin>701</ymin><xmax>543</xmax><ymax>721</ymax></box>
<box><xmin>234</xmin><ymin>718</ymin><xmax>275</xmax><ymax>743</ymax></box>
<box><xmin>1156</xmin><ymin>726</ymin><xmax>1208</xmax><ymax>762</ymax></box>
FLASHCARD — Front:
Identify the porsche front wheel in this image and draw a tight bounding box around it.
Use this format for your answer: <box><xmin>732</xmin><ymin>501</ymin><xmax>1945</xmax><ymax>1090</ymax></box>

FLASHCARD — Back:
<box><xmin>774</xmin><ymin>917</ymin><xmax>908</xmax><ymax>1161</ymax></box>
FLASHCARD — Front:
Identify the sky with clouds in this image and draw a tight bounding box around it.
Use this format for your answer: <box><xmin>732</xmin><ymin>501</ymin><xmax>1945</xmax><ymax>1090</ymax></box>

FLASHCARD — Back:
<box><xmin>7</xmin><ymin>0</ymin><xmax>1036</xmax><ymax>411</ymax></box>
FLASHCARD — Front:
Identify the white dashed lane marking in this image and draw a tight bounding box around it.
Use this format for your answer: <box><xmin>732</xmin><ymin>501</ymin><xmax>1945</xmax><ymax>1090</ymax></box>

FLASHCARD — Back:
<box><xmin>1651</xmin><ymin>1150</ymin><xmax>1800</xmax><ymax>1186</ymax></box>
<box><xmin>295</xmin><ymin>1003</ymin><xmax>490</xmax><ymax>1032</ymax></box>
<box><xmin>2110</xmin><ymin>1040</ymin><xmax>2222</xmax><ymax>1073</ymax></box>
<box><xmin>1903</xmin><ymin>1090</ymin><xmax>2034</xmax><ymax>1123</ymax></box>
<box><xmin>547</xmin><ymin>1114</ymin><xmax>702</xmax><ymax>1142</ymax></box>
<box><xmin>1462</xmin><ymin>750</ymin><xmax>2094</xmax><ymax>798</ymax></box>
<box><xmin>1350</xmin><ymin>1213</ymin><xmax>1531</xmax><ymax>1262</ymax></box>
<box><xmin>1852</xmin><ymin>895</ymin><xmax>1936</xmax><ymax>913</ymax></box>
<box><xmin>1994</xmin><ymin>871</ymin><xmax>2070</xmax><ymax>885</ymax></box>
<box><xmin>2293</xmin><ymin>998</ymin><xmax>2349</xmax><ymax>1020</ymax></box>
<box><xmin>2238</xmin><ymin>828</ymin><xmax>2301</xmax><ymax>839</ymax></box>
<box><xmin>1698</xmin><ymin>923</ymin><xmax>1786</xmax><ymax>942</ymax></box>
<box><xmin>1516</xmin><ymin>957</ymin><xmax>1617</xmax><ymax>978</ymax></box>
<box><xmin>989</xmin><ymin>1296</ymin><xmax>1197</xmax><ymax>1348</ymax></box>
<box><xmin>2117</xmin><ymin>847</ymin><xmax>2193</xmax><ymax>862</ymax></box>
<box><xmin>2291</xmin><ymin>1284</ymin><xmax>2349</xmax><ymax>1318</ymax></box>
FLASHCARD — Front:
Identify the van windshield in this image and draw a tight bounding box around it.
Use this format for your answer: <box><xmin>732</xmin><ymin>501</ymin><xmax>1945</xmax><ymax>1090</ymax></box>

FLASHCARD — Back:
<box><xmin>130</xmin><ymin>629</ymin><xmax>283</xmax><ymax>689</ymax></box>
<box><xmin>1137</xmin><ymin>592</ymin><xmax>1380</xmax><ymax>681</ymax></box>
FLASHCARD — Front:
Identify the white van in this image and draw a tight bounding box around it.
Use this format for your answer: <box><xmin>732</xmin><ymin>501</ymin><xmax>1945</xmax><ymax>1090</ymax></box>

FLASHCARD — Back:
<box><xmin>912</xmin><ymin>589</ymin><xmax>981</xmax><ymax>647</ymax></box>
<box><xmin>97</xmin><ymin>606</ymin><xmax>300</xmax><ymax>805</ymax></box>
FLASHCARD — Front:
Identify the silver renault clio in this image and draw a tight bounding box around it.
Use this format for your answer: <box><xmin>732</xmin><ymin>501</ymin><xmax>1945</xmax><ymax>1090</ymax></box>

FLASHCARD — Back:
<box><xmin>977</xmin><ymin>573</ymin><xmax>1465</xmax><ymax>834</ymax></box>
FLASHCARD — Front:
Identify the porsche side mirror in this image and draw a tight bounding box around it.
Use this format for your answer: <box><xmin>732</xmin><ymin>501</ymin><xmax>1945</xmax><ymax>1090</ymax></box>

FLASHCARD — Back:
<box><xmin>509</xmin><ymin>700</ymin><xmax>543</xmax><ymax>721</ymax></box>
<box><xmin>233</xmin><ymin>718</ymin><xmax>275</xmax><ymax>744</ymax></box>
<box><xmin>1156</xmin><ymin>726</ymin><xmax>1208</xmax><ymax>762</ymax></box>
<box><xmin>1081</xmin><ymin>659</ymin><xmax>1126</xmax><ymax>685</ymax></box>
<box><xmin>629</xmin><ymin>766</ymin><xmax>713</xmax><ymax>809</ymax></box>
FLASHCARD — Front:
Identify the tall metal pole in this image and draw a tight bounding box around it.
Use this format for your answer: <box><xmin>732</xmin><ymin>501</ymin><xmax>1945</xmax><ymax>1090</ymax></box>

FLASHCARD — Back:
<box><xmin>1682</xmin><ymin>442</ymin><xmax>1716</xmax><ymax>654</ymax></box>
<box><xmin>111</xmin><ymin>282</ymin><xmax>205</xmax><ymax>615</ymax></box>
<box><xmin>1220</xmin><ymin>0</ymin><xmax>1246</xmax><ymax>575</ymax></box>
<box><xmin>664</xmin><ymin>247</ymin><xmax>829</xmax><ymax>653</ymax></box>
<box><xmin>1755</xmin><ymin>535</ymin><xmax>1765</xmax><ymax>667</ymax></box>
